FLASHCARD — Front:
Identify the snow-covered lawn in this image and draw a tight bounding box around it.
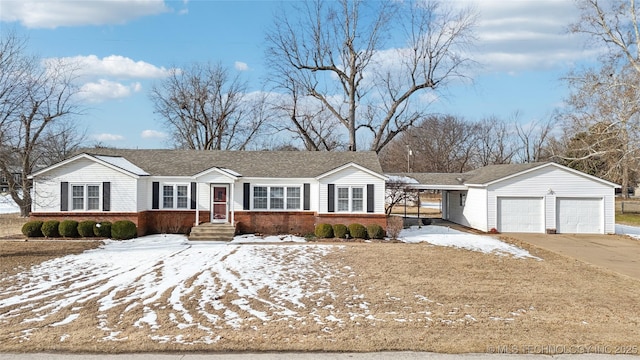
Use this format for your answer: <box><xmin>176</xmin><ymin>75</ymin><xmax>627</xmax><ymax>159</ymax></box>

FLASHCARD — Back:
<box><xmin>0</xmin><ymin>193</ymin><xmax>19</xmax><ymax>214</ymax></box>
<box><xmin>0</xmin><ymin>235</ymin><xmax>349</xmax><ymax>344</ymax></box>
<box><xmin>0</xmin><ymin>227</ymin><xmax>538</xmax><ymax>346</ymax></box>
<box><xmin>398</xmin><ymin>225</ymin><xmax>540</xmax><ymax>259</ymax></box>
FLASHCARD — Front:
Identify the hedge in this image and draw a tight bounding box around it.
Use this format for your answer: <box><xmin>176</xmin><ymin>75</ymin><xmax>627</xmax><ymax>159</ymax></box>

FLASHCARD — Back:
<box><xmin>59</xmin><ymin>220</ymin><xmax>79</xmax><ymax>238</ymax></box>
<box><xmin>367</xmin><ymin>224</ymin><xmax>386</xmax><ymax>239</ymax></box>
<box><xmin>314</xmin><ymin>223</ymin><xmax>334</xmax><ymax>238</ymax></box>
<box><xmin>41</xmin><ymin>220</ymin><xmax>60</xmax><ymax>238</ymax></box>
<box><xmin>348</xmin><ymin>223</ymin><xmax>367</xmax><ymax>239</ymax></box>
<box><xmin>77</xmin><ymin>220</ymin><xmax>96</xmax><ymax>237</ymax></box>
<box><xmin>332</xmin><ymin>224</ymin><xmax>349</xmax><ymax>239</ymax></box>
<box><xmin>22</xmin><ymin>221</ymin><xmax>43</xmax><ymax>237</ymax></box>
<box><xmin>94</xmin><ymin>221</ymin><xmax>112</xmax><ymax>238</ymax></box>
<box><xmin>111</xmin><ymin>220</ymin><xmax>137</xmax><ymax>240</ymax></box>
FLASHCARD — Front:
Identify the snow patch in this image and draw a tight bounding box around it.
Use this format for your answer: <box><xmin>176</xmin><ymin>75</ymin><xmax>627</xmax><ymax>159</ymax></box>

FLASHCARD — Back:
<box><xmin>398</xmin><ymin>225</ymin><xmax>540</xmax><ymax>259</ymax></box>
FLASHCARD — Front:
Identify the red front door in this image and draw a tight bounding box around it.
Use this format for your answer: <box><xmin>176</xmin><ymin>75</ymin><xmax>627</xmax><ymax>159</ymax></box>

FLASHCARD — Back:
<box><xmin>212</xmin><ymin>186</ymin><xmax>228</xmax><ymax>222</ymax></box>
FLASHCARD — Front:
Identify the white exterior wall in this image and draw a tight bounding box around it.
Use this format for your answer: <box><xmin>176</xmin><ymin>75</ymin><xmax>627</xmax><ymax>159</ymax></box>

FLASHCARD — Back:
<box><xmin>137</xmin><ymin>178</ymin><xmax>148</xmax><ymax>212</ymax></box>
<box><xmin>318</xmin><ymin>167</ymin><xmax>386</xmax><ymax>214</ymax></box>
<box><xmin>486</xmin><ymin>166</ymin><xmax>615</xmax><ymax>234</ymax></box>
<box><xmin>32</xmin><ymin>158</ymin><xmax>138</xmax><ymax>212</ymax></box>
<box><xmin>446</xmin><ymin>188</ymin><xmax>487</xmax><ymax>231</ymax></box>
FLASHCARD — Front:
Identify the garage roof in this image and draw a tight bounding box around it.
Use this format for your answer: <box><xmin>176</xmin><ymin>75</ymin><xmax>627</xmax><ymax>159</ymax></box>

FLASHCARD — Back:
<box><xmin>387</xmin><ymin>162</ymin><xmax>619</xmax><ymax>190</ymax></box>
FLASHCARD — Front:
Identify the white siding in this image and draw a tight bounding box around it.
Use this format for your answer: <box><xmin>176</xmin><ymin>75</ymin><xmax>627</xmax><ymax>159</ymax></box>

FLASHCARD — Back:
<box><xmin>32</xmin><ymin>158</ymin><xmax>138</xmax><ymax>212</ymax></box>
<box><xmin>446</xmin><ymin>188</ymin><xmax>487</xmax><ymax>231</ymax></box>
<box><xmin>487</xmin><ymin>165</ymin><xmax>616</xmax><ymax>234</ymax></box>
<box><xmin>318</xmin><ymin>167</ymin><xmax>386</xmax><ymax>214</ymax></box>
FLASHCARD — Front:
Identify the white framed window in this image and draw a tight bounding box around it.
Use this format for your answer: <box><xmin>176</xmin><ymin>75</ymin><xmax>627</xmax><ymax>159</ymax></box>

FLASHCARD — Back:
<box><xmin>253</xmin><ymin>185</ymin><xmax>301</xmax><ymax>210</ymax></box>
<box><xmin>336</xmin><ymin>186</ymin><xmax>365</xmax><ymax>212</ymax></box>
<box><xmin>71</xmin><ymin>184</ymin><xmax>100</xmax><ymax>211</ymax></box>
<box><xmin>163</xmin><ymin>184</ymin><xmax>190</xmax><ymax>209</ymax></box>
<box><xmin>253</xmin><ymin>186</ymin><xmax>268</xmax><ymax>209</ymax></box>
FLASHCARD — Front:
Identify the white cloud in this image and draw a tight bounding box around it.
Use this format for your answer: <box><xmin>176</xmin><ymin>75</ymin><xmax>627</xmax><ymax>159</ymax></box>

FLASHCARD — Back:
<box><xmin>235</xmin><ymin>61</ymin><xmax>249</xmax><ymax>71</ymax></box>
<box><xmin>0</xmin><ymin>0</ymin><xmax>169</xmax><ymax>29</ymax></box>
<box><xmin>79</xmin><ymin>79</ymin><xmax>142</xmax><ymax>103</ymax></box>
<box><xmin>469</xmin><ymin>0</ymin><xmax>597</xmax><ymax>73</ymax></box>
<box><xmin>141</xmin><ymin>129</ymin><xmax>167</xmax><ymax>139</ymax></box>
<box><xmin>93</xmin><ymin>133</ymin><xmax>125</xmax><ymax>142</ymax></box>
<box><xmin>47</xmin><ymin>55</ymin><xmax>172</xmax><ymax>79</ymax></box>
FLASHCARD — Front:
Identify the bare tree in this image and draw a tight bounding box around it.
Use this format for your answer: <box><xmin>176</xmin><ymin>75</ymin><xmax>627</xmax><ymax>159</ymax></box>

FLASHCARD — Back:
<box><xmin>573</xmin><ymin>0</ymin><xmax>640</xmax><ymax>74</ymax></box>
<box><xmin>514</xmin><ymin>115</ymin><xmax>557</xmax><ymax>163</ymax></box>
<box><xmin>380</xmin><ymin>115</ymin><xmax>479</xmax><ymax>173</ymax></box>
<box><xmin>269</xmin><ymin>77</ymin><xmax>344</xmax><ymax>151</ymax></box>
<box><xmin>0</xmin><ymin>31</ymin><xmax>81</xmax><ymax>216</ymax></box>
<box><xmin>150</xmin><ymin>62</ymin><xmax>266</xmax><ymax>150</ymax></box>
<box><xmin>384</xmin><ymin>177</ymin><xmax>418</xmax><ymax>215</ymax></box>
<box><xmin>474</xmin><ymin>116</ymin><xmax>517</xmax><ymax>166</ymax></box>
<box><xmin>559</xmin><ymin>64</ymin><xmax>640</xmax><ymax>196</ymax></box>
<box><xmin>265</xmin><ymin>0</ymin><xmax>477</xmax><ymax>152</ymax></box>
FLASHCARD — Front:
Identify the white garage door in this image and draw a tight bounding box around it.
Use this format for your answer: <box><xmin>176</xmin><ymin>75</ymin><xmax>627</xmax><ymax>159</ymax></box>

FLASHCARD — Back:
<box><xmin>497</xmin><ymin>197</ymin><xmax>544</xmax><ymax>233</ymax></box>
<box><xmin>556</xmin><ymin>197</ymin><xmax>602</xmax><ymax>234</ymax></box>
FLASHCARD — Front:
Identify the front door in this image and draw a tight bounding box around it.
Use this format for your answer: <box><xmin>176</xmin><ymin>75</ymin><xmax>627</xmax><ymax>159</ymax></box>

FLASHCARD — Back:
<box><xmin>211</xmin><ymin>185</ymin><xmax>228</xmax><ymax>222</ymax></box>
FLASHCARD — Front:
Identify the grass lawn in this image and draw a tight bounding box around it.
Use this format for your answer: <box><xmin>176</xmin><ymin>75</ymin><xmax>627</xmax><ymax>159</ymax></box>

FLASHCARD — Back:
<box><xmin>0</xmin><ymin>213</ymin><xmax>27</xmax><ymax>239</ymax></box>
<box><xmin>0</xmin><ymin>237</ymin><xmax>639</xmax><ymax>353</ymax></box>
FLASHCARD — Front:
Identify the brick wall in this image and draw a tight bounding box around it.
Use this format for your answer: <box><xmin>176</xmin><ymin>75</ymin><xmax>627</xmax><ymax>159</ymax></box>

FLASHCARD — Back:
<box><xmin>235</xmin><ymin>211</ymin><xmax>317</xmax><ymax>235</ymax></box>
<box><xmin>31</xmin><ymin>211</ymin><xmax>388</xmax><ymax>237</ymax></box>
<box><xmin>234</xmin><ymin>211</ymin><xmax>387</xmax><ymax>235</ymax></box>
<box><xmin>315</xmin><ymin>214</ymin><xmax>387</xmax><ymax>229</ymax></box>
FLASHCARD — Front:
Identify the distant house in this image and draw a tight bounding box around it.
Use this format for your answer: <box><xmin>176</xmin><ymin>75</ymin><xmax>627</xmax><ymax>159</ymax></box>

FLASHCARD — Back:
<box><xmin>389</xmin><ymin>162</ymin><xmax>619</xmax><ymax>234</ymax></box>
<box><xmin>0</xmin><ymin>168</ymin><xmax>22</xmax><ymax>193</ymax></box>
<box><xmin>28</xmin><ymin>150</ymin><xmax>387</xmax><ymax>237</ymax></box>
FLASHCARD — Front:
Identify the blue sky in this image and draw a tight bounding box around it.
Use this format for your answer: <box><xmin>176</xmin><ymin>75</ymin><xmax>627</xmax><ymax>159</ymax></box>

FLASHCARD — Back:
<box><xmin>0</xmin><ymin>0</ymin><xmax>597</xmax><ymax>149</ymax></box>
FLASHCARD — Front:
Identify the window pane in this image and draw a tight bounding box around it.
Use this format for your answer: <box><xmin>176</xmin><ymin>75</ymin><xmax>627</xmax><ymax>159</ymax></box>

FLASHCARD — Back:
<box><xmin>163</xmin><ymin>185</ymin><xmax>173</xmax><ymax>208</ymax></box>
<box><xmin>72</xmin><ymin>185</ymin><xmax>84</xmax><ymax>210</ymax></box>
<box><xmin>270</xmin><ymin>187</ymin><xmax>284</xmax><ymax>209</ymax></box>
<box><xmin>286</xmin><ymin>187</ymin><xmax>300</xmax><ymax>209</ymax></box>
<box><xmin>253</xmin><ymin>186</ymin><xmax>267</xmax><ymax>209</ymax></box>
<box><xmin>352</xmin><ymin>187</ymin><xmax>363</xmax><ymax>211</ymax></box>
<box><xmin>87</xmin><ymin>185</ymin><xmax>100</xmax><ymax>210</ymax></box>
<box><xmin>177</xmin><ymin>185</ymin><xmax>188</xmax><ymax>208</ymax></box>
<box><xmin>337</xmin><ymin>187</ymin><xmax>349</xmax><ymax>211</ymax></box>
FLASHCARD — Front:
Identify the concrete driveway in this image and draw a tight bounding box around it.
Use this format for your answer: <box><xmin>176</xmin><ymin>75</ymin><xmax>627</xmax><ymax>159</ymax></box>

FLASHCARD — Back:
<box><xmin>503</xmin><ymin>232</ymin><xmax>640</xmax><ymax>280</ymax></box>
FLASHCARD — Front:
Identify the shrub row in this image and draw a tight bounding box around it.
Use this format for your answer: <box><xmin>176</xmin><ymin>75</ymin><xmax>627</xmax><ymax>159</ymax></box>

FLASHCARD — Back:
<box><xmin>314</xmin><ymin>223</ymin><xmax>385</xmax><ymax>240</ymax></box>
<box><xmin>22</xmin><ymin>220</ymin><xmax>136</xmax><ymax>240</ymax></box>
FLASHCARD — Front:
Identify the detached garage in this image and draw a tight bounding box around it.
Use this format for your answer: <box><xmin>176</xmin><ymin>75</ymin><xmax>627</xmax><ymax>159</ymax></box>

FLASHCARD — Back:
<box><xmin>391</xmin><ymin>162</ymin><xmax>619</xmax><ymax>234</ymax></box>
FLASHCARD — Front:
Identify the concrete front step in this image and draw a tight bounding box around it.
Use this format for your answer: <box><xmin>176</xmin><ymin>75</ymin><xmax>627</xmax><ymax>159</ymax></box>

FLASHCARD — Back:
<box><xmin>189</xmin><ymin>223</ymin><xmax>236</xmax><ymax>241</ymax></box>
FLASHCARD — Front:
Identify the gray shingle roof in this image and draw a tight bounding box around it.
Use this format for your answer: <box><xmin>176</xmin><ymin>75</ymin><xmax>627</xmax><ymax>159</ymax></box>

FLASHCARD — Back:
<box><xmin>388</xmin><ymin>162</ymin><xmax>549</xmax><ymax>187</ymax></box>
<box><xmin>80</xmin><ymin>149</ymin><xmax>383</xmax><ymax>178</ymax></box>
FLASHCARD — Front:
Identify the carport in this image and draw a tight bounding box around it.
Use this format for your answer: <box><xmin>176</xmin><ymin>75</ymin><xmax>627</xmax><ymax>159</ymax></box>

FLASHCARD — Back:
<box><xmin>387</xmin><ymin>162</ymin><xmax>619</xmax><ymax>234</ymax></box>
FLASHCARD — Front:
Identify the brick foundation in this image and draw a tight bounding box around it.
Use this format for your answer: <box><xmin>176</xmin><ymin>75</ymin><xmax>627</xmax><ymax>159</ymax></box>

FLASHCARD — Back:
<box><xmin>235</xmin><ymin>211</ymin><xmax>317</xmax><ymax>235</ymax></box>
<box><xmin>31</xmin><ymin>211</ymin><xmax>388</xmax><ymax>237</ymax></box>
<box><xmin>234</xmin><ymin>211</ymin><xmax>387</xmax><ymax>235</ymax></box>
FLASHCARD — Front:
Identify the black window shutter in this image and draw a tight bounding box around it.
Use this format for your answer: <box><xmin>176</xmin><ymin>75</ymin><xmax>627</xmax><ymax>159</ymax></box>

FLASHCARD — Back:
<box><xmin>190</xmin><ymin>182</ymin><xmax>197</xmax><ymax>209</ymax></box>
<box><xmin>328</xmin><ymin>184</ymin><xmax>335</xmax><ymax>212</ymax></box>
<box><xmin>367</xmin><ymin>184</ymin><xmax>374</xmax><ymax>213</ymax></box>
<box><xmin>243</xmin><ymin>183</ymin><xmax>250</xmax><ymax>210</ymax></box>
<box><xmin>152</xmin><ymin>182</ymin><xmax>159</xmax><ymax>209</ymax></box>
<box><xmin>303</xmin><ymin>183</ymin><xmax>311</xmax><ymax>210</ymax></box>
<box><xmin>102</xmin><ymin>182</ymin><xmax>111</xmax><ymax>211</ymax></box>
<box><xmin>60</xmin><ymin>182</ymin><xmax>68</xmax><ymax>211</ymax></box>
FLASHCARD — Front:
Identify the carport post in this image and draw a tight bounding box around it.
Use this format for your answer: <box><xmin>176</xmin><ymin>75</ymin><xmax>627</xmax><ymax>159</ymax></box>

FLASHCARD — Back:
<box><xmin>417</xmin><ymin>190</ymin><xmax>421</xmax><ymax>226</ymax></box>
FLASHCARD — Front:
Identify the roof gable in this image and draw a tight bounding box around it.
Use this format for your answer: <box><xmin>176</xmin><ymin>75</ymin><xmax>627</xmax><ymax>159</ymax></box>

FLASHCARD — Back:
<box><xmin>316</xmin><ymin>162</ymin><xmax>388</xmax><ymax>181</ymax></box>
<box><xmin>467</xmin><ymin>162</ymin><xmax>620</xmax><ymax>188</ymax></box>
<box><xmin>29</xmin><ymin>153</ymin><xmax>145</xmax><ymax>179</ymax></box>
